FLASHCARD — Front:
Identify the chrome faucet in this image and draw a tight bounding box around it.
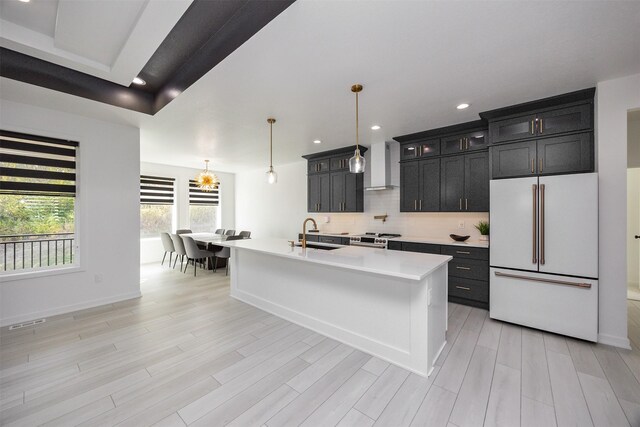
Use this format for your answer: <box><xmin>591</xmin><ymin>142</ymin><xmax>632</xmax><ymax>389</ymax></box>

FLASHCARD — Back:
<box><xmin>301</xmin><ymin>217</ymin><xmax>318</xmax><ymax>249</ymax></box>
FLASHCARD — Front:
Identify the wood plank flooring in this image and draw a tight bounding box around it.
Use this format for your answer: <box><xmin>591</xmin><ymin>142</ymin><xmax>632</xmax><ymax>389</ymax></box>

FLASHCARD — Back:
<box><xmin>2</xmin><ymin>264</ymin><xmax>640</xmax><ymax>426</ymax></box>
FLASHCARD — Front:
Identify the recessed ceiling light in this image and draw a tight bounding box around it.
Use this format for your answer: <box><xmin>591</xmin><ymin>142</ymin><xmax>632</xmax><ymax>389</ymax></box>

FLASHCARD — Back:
<box><xmin>456</xmin><ymin>103</ymin><xmax>470</xmax><ymax>110</ymax></box>
<box><xmin>371</xmin><ymin>125</ymin><xmax>381</xmax><ymax>130</ymax></box>
<box><xmin>132</xmin><ymin>77</ymin><xmax>146</xmax><ymax>85</ymax></box>
<box><xmin>313</xmin><ymin>140</ymin><xmax>322</xmax><ymax>144</ymax></box>
<box><xmin>18</xmin><ymin>0</ymin><xmax>30</xmax><ymax>3</ymax></box>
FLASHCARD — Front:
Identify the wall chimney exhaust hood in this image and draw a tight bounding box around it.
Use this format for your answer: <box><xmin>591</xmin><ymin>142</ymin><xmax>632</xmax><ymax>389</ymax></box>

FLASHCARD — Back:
<box><xmin>365</xmin><ymin>141</ymin><xmax>396</xmax><ymax>191</ymax></box>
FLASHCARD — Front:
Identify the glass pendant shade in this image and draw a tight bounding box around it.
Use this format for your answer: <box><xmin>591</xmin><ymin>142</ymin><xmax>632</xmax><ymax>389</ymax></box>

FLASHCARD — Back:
<box><xmin>349</xmin><ymin>148</ymin><xmax>366</xmax><ymax>174</ymax></box>
<box><xmin>266</xmin><ymin>166</ymin><xmax>278</xmax><ymax>184</ymax></box>
<box><xmin>196</xmin><ymin>160</ymin><xmax>219</xmax><ymax>191</ymax></box>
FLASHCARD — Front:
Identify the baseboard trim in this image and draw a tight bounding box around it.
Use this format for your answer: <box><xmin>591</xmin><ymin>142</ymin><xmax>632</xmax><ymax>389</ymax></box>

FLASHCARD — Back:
<box><xmin>598</xmin><ymin>333</ymin><xmax>631</xmax><ymax>349</ymax></box>
<box><xmin>0</xmin><ymin>291</ymin><xmax>142</xmax><ymax>327</ymax></box>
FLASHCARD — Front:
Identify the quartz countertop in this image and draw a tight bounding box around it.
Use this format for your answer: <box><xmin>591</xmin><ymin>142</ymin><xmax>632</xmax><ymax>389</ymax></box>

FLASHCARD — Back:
<box><xmin>218</xmin><ymin>238</ymin><xmax>452</xmax><ymax>281</ymax></box>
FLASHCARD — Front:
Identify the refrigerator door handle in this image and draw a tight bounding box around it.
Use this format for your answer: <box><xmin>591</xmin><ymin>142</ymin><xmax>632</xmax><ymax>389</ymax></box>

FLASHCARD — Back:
<box><xmin>540</xmin><ymin>184</ymin><xmax>545</xmax><ymax>265</ymax></box>
<box><xmin>532</xmin><ymin>184</ymin><xmax>538</xmax><ymax>264</ymax></box>
<box><xmin>494</xmin><ymin>271</ymin><xmax>591</xmax><ymax>289</ymax></box>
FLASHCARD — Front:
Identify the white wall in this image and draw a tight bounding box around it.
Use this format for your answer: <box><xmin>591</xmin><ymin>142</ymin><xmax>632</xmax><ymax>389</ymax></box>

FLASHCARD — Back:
<box><xmin>0</xmin><ymin>100</ymin><xmax>141</xmax><ymax>326</ymax></box>
<box><xmin>628</xmin><ymin>168</ymin><xmax>640</xmax><ymax>288</ymax></box>
<box><xmin>235</xmin><ymin>144</ymin><xmax>488</xmax><ymax>242</ymax></box>
<box><xmin>140</xmin><ymin>162</ymin><xmax>235</xmax><ymax>264</ymax></box>
<box><xmin>596</xmin><ymin>72</ymin><xmax>640</xmax><ymax>348</ymax></box>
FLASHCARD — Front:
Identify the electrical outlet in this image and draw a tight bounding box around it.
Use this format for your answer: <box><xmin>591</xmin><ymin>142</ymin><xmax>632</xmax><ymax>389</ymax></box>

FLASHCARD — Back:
<box><xmin>458</xmin><ymin>221</ymin><xmax>465</xmax><ymax>229</ymax></box>
<box><xmin>94</xmin><ymin>274</ymin><xmax>103</xmax><ymax>284</ymax></box>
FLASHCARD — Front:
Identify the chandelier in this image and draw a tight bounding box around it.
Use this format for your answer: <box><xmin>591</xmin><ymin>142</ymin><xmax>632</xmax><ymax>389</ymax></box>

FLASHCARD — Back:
<box><xmin>196</xmin><ymin>159</ymin><xmax>219</xmax><ymax>191</ymax></box>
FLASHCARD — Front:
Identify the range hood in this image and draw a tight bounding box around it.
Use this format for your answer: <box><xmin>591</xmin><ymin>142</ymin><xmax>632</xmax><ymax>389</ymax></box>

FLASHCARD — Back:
<box><xmin>365</xmin><ymin>141</ymin><xmax>396</xmax><ymax>191</ymax></box>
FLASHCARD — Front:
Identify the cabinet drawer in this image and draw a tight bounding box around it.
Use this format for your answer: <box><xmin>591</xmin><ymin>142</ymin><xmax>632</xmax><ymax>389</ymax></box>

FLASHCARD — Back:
<box><xmin>441</xmin><ymin>245</ymin><xmax>488</xmax><ymax>260</ymax></box>
<box><xmin>449</xmin><ymin>277</ymin><xmax>488</xmax><ymax>303</ymax></box>
<box><xmin>401</xmin><ymin>242</ymin><xmax>441</xmax><ymax>254</ymax></box>
<box><xmin>318</xmin><ymin>235</ymin><xmax>344</xmax><ymax>245</ymax></box>
<box><xmin>449</xmin><ymin>258</ymin><xmax>489</xmax><ymax>280</ymax></box>
<box><xmin>387</xmin><ymin>241</ymin><xmax>402</xmax><ymax>251</ymax></box>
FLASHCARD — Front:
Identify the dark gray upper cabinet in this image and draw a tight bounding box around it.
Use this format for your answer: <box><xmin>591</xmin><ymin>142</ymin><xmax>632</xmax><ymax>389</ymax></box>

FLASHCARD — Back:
<box><xmin>490</xmin><ymin>140</ymin><xmax>537</xmax><ymax>179</ymax></box>
<box><xmin>440</xmin><ymin>155</ymin><xmax>465</xmax><ymax>211</ymax></box>
<box><xmin>536</xmin><ymin>104</ymin><xmax>592</xmax><ymax>137</ymax></box>
<box><xmin>441</xmin><ymin>130</ymin><xmax>488</xmax><ymax>154</ymax></box>
<box><xmin>488</xmin><ymin>114</ymin><xmax>537</xmax><ymax>144</ymax></box>
<box><xmin>400</xmin><ymin>138</ymin><xmax>440</xmax><ymax>161</ymax></box>
<box><xmin>490</xmin><ymin>133</ymin><xmax>592</xmax><ymax>179</ymax></box>
<box><xmin>537</xmin><ymin>133</ymin><xmax>593</xmax><ymax>176</ymax></box>
<box><xmin>400</xmin><ymin>161</ymin><xmax>421</xmax><ymax>212</ymax></box>
<box><xmin>400</xmin><ymin>142</ymin><xmax>421</xmax><ymax>161</ymax></box>
<box><xmin>308</xmin><ymin>173</ymin><xmax>330</xmax><ymax>212</ymax></box>
<box><xmin>420</xmin><ymin>158</ymin><xmax>441</xmax><ymax>211</ymax></box>
<box><xmin>303</xmin><ymin>146</ymin><xmax>367</xmax><ymax>213</ymax></box>
<box><xmin>464</xmin><ymin>151</ymin><xmax>489</xmax><ymax>212</ymax></box>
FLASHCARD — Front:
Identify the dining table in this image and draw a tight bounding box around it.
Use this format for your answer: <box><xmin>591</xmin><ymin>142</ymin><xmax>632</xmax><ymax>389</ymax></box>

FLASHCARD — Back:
<box><xmin>182</xmin><ymin>233</ymin><xmax>229</xmax><ymax>269</ymax></box>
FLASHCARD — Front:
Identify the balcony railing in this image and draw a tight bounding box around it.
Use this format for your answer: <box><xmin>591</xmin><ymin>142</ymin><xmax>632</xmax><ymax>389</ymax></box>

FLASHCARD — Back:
<box><xmin>0</xmin><ymin>233</ymin><xmax>75</xmax><ymax>272</ymax></box>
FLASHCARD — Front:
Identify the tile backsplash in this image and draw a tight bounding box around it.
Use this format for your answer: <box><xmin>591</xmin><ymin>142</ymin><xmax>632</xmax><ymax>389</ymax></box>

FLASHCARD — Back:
<box><xmin>310</xmin><ymin>187</ymin><xmax>489</xmax><ymax>239</ymax></box>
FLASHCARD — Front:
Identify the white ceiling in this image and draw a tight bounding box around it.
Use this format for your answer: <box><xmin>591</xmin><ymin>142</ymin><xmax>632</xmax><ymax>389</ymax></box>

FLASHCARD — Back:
<box><xmin>1</xmin><ymin>0</ymin><xmax>639</xmax><ymax>174</ymax></box>
<box><xmin>0</xmin><ymin>0</ymin><xmax>191</xmax><ymax>85</ymax></box>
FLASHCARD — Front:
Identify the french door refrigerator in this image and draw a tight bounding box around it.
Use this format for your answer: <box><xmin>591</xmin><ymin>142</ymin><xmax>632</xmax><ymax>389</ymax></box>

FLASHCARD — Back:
<box><xmin>489</xmin><ymin>173</ymin><xmax>598</xmax><ymax>341</ymax></box>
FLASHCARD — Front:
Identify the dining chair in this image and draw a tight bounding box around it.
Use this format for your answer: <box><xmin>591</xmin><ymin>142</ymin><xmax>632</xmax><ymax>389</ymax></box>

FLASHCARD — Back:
<box><xmin>181</xmin><ymin>236</ymin><xmax>215</xmax><ymax>276</ymax></box>
<box><xmin>160</xmin><ymin>233</ymin><xmax>175</xmax><ymax>267</ymax></box>
<box><xmin>170</xmin><ymin>234</ymin><xmax>187</xmax><ymax>272</ymax></box>
<box><xmin>213</xmin><ymin>235</ymin><xmax>245</xmax><ymax>276</ymax></box>
<box><xmin>238</xmin><ymin>231</ymin><xmax>251</xmax><ymax>238</ymax></box>
<box><xmin>224</xmin><ymin>229</ymin><xmax>236</xmax><ymax>236</ymax></box>
<box><xmin>214</xmin><ymin>229</ymin><xmax>225</xmax><ymax>235</ymax></box>
<box><xmin>176</xmin><ymin>229</ymin><xmax>193</xmax><ymax>235</ymax></box>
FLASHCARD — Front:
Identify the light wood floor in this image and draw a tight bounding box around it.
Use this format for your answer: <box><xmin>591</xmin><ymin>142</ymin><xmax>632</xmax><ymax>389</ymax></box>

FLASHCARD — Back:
<box><xmin>2</xmin><ymin>264</ymin><xmax>640</xmax><ymax>427</ymax></box>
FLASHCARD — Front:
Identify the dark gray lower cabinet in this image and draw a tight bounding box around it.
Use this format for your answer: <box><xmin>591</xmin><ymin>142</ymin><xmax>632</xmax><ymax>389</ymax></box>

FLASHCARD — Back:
<box><xmin>490</xmin><ymin>132</ymin><xmax>592</xmax><ymax>179</ymax></box>
<box><xmin>385</xmin><ymin>241</ymin><xmax>489</xmax><ymax>309</ymax></box>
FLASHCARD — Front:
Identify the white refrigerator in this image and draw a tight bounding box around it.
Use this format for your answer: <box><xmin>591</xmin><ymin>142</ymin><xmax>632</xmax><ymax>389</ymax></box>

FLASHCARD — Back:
<box><xmin>489</xmin><ymin>173</ymin><xmax>598</xmax><ymax>341</ymax></box>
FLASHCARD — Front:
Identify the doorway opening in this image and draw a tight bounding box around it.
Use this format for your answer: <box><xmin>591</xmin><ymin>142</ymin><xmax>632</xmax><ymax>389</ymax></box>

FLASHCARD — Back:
<box><xmin>626</xmin><ymin>109</ymin><xmax>640</xmax><ymax>348</ymax></box>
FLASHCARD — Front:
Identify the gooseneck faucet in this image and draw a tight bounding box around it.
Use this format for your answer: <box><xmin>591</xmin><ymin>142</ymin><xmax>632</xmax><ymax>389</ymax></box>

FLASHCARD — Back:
<box><xmin>301</xmin><ymin>218</ymin><xmax>318</xmax><ymax>249</ymax></box>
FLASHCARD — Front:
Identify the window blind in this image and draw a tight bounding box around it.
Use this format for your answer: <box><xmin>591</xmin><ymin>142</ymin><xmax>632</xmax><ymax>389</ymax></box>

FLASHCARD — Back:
<box><xmin>189</xmin><ymin>180</ymin><xmax>219</xmax><ymax>206</ymax></box>
<box><xmin>0</xmin><ymin>129</ymin><xmax>78</xmax><ymax>197</ymax></box>
<box><xmin>140</xmin><ymin>175</ymin><xmax>175</xmax><ymax>205</ymax></box>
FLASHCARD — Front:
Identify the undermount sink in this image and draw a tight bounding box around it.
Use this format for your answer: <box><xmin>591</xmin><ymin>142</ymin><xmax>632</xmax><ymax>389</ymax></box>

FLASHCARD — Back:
<box><xmin>294</xmin><ymin>243</ymin><xmax>339</xmax><ymax>250</ymax></box>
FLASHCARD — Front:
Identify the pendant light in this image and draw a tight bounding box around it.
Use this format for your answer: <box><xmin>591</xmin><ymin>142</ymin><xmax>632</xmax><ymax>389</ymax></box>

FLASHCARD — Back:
<box><xmin>196</xmin><ymin>159</ymin><xmax>219</xmax><ymax>191</ymax></box>
<box><xmin>349</xmin><ymin>84</ymin><xmax>366</xmax><ymax>173</ymax></box>
<box><xmin>266</xmin><ymin>118</ymin><xmax>277</xmax><ymax>184</ymax></box>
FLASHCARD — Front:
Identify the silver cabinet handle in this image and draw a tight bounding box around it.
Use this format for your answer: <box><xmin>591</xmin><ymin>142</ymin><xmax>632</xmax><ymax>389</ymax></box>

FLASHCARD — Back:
<box><xmin>455</xmin><ymin>286</ymin><xmax>471</xmax><ymax>291</ymax></box>
<box><xmin>540</xmin><ymin>184</ymin><xmax>545</xmax><ymax>265</ymax></box>
<box><xmin>494</xmin><ymin>271</ymin><xmax>591</xmax><ymax>289</ymax></box>
<box><xmin>419</xmin><ymin>200</ymin><xmax>422</xmax><ymax>211</ymax></box>
<box><xmin>456</xmin><ymin>266</ymin><xmax>471</xmax><ymax>270</ymax></box>
<box><xmin>414</xmin><ymin>200</ymin><xmax>417</xmax><ymax>211</ymax></box>
<box><xmin>465</xmin><ymin>198</ymin><xmax>468</xmax><ymax>210</ymax></box>
<box><xmin>532</xmin><ymin>184</ymin><xmax>538</xmax><ymax>264</ymax></box>
<box><xmin>459</xmin><ymin>198</ymin><xmax>462</xmax><ymax>210</ymax></box>
<box><xmin>456</xmin><ymin>250</ymin><xmax>471</xmax><ymax>254</ymax></box>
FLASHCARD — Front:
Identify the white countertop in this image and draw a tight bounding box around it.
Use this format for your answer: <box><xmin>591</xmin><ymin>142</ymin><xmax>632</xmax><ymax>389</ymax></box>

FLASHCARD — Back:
<box><xmin>218</xmin><ymin>238</ymin><xmax>452</xmax><ymax>281</ymax></box>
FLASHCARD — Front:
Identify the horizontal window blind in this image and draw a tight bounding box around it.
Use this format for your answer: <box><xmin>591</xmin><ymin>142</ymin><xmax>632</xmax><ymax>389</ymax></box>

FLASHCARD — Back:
<box><xmin>140</xmin><ymin>175</ymin><xmax>175</xmax><ymax>205</ymax></box>
<box><xmin>189</xmin><ymin>180</ymin><xmax>219</xmax><ymax>206</ymax></box>
<box><xmin>0</xmin><ymin>129</ymin><xmax>78</xmax><ymax>197</ymax></box>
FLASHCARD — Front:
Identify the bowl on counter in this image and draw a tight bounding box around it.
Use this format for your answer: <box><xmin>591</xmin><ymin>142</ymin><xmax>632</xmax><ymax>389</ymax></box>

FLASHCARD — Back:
<box><xmin>449</xmin><ymin>234</ymin><xmax>470</xmax><ymax>242</ymax></box>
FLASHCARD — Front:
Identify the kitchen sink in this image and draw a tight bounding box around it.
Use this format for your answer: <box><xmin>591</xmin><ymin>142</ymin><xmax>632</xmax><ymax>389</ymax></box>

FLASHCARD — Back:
<box><xmin>294</xmin><ymin>243</ymin><xmax>339</xmax><ymax>250</ymax></box>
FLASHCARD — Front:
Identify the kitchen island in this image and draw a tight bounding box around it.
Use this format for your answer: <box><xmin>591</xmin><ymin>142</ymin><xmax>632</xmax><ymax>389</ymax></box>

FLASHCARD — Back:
<box><xmin>218</xmin><ymin>238</ymin><xmax>452</xmax><ymax>377</ymax></box>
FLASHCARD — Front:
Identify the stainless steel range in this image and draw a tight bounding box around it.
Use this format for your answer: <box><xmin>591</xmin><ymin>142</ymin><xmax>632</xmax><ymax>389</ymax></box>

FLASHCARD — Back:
<box><xmin>349</xmin><ymin>232</ymin><xmax>401</xmax><ymax>249</ymax></box>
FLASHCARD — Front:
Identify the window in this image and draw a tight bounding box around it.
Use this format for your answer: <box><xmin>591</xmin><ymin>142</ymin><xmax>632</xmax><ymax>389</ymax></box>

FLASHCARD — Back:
<box><xmin>0</xmin><ymin>130</ymin><xmax>78</xmax><ymax>273</ymax></box>
<box><xmin>140</xmin><ymin>175</ymin><xmax>174</xmax><ymax>238</ymax></box>
<box><xmin>188</xmin><ymin>179</ymin><xmax>219</xmax><ymax>232</ymax></box>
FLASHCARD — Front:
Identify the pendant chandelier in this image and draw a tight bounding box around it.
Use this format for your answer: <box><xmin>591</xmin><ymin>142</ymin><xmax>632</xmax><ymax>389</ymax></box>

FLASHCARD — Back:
<box><xmin>196</xmin><ymin>159</ymin><xmax>219</xmax><ymax>191</ymax></box>
<box><xmin>349</xmin><ymin>84</ymin><xmax>366</xmax><ymax>174</ymax></box>
<box><xmin>266</xmin><ymin>118</ymin><xmax>277</xmax><ymax>184</ymax></box>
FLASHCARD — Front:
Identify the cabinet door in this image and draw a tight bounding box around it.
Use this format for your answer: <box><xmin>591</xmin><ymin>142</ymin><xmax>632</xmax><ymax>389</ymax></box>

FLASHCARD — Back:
<box><xmin>440</xmin><ymin>155</ymin><xmax>465</xmax><ymax>211</ymax></box>
<box><xmin>489</xmin><ymin>114</ymin><xmax>536</xmax><ymax>143</ymax></box>
<box><xmin>343</xmin><ymin>172</ymin><xmax>362</xmax><ymax>212</ymax></box>
<box><xmin>318</xmin><ymin>173</ymin><xmax>331</xmax><ymax>212</ymax></box>
<box><xmin>464</xmin><ymin>151</ymin><xmax>489</xmax><ymax>212</ymax></box>
<box><xmin>309</xmin><ymin>158</ymin><xmax>330</xmax><ymax>174</ymax></box>
<box><xmin>536</xmin><ymin>104</ymin><xmax>592</xmax><ymax>137</ymax></box>
<box><xmin>441</xmin><ymin>134</ymin><xmax>467</xmax><ymax>155</ymax></box>
<box><xmin>400</xmin><ymin>162</ymin><xmax>421</xmax><ymax>212</ymax></box>
<box><xmin>400</xmin><ymin>143</ymin><xmax>421</xmax><ymax>161</ymax></box>
<box><xmin>330</xmin><ymin>155</ymin><xmax>350</xmax><ymax>171</ymax></box>
<box><xmin>419</xmin><ymin>138</ymin><xmax>441</xmax><ymax>157</ymax></box>
<box><xmin>537</xmin><ymin>133</ymin><xmax>593</xmax><ymax>175</ymax></box>
<box><xmin>466</xmin><ymin>130</ymin><xmax>488</xmax><ymax>151</ymax></box>
<box><xmin>490</xmin><ymin>140</ymin><xmax>537</xmax><ymax>179</ymax></box>
<box><xmin>330</xmin><ymin>172</ymin><xmax>345</xmax><ymax>212</ymax></box>
<box><xmin>307</xmin><ymin>175</ymin><xmax>319</xmax><ymax>212</ymax></box>
<box><xmin>420</xmin><ymin>158</ymin><xmax>440</xmax><ymax>211</ymax></box>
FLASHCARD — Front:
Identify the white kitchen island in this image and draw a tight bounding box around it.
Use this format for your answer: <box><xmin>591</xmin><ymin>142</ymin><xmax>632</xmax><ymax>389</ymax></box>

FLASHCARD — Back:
<box><xmin>219</xmin><ymin>238</ymin><xmax>452</xmax><ymax>377</ymax></box>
